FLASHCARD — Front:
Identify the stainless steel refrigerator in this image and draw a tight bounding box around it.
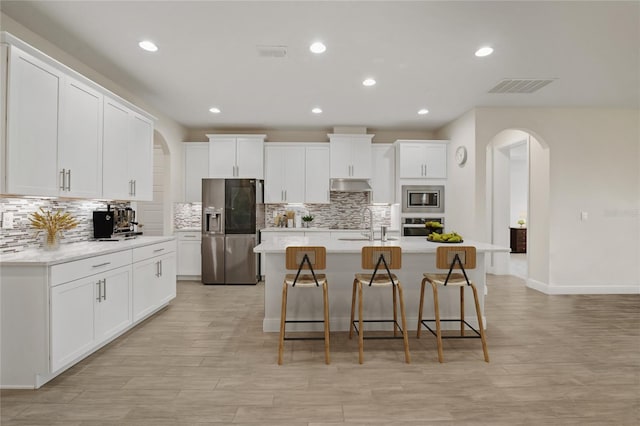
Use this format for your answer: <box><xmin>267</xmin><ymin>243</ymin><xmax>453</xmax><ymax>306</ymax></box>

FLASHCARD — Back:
<box><xmin>201</xmin><ymin>179</ymin><xmax>263</xmax><ymax>284</ymax></box>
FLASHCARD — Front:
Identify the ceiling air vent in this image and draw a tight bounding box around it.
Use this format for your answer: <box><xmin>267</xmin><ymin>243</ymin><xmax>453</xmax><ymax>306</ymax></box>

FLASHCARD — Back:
<box><xmin>256</xmin><ymin>45</ymin><xmax>287</xmax><ymax>58</ymax></box>
<box><xmin>489</xmin><ymin>78</ymin><xmax>555</xmax><ymax>94</ymax></box>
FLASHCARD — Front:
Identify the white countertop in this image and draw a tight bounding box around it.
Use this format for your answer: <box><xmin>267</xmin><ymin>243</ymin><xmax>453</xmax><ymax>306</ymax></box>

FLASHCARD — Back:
<box><xmin>175</xmin><ymin>228</ymin><xmax>201</xmax><ymax>232</ymax></box>
<box><xmin>0</xmin><ymin>236</ymin><xmax>176</xmax><ymax>266</ymax></box>
<box><xmin>261</xmin><ymin>227</ymin><xmax>400</xmax><ymax>233</ymax></box>
<box><xmin>254</xmin><ymin>235</ymin><xmax>510</xmax><ymax>254</ymax></box>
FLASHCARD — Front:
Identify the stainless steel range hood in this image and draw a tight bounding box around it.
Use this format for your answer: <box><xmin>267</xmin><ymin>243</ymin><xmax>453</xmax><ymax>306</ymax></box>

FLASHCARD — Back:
<box><xmin>330</xmin><ymin>178</ymin><xmax>372</xmax><ymax>192</ymax></box>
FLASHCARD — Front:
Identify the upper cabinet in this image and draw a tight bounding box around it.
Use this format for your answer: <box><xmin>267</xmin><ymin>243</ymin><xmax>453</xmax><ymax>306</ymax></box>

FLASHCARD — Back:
<box><xmin>396</xmin><ymin>140</ymin><xmax>448</xmax><ymax>179</ymax></box>
<box><xmin>102</xmin><ymin>96</ymin><xmax>153</xmax><ymax>201</ymax></box>
<box><xmin>371</xmin><ymin>144</ymin><xmax>395</xmax><ymax>204</ymax></box>
<box><xmin>305</xmin><ymin>145</ymin><xmax>330</xmax><ymax>204</ymax></box>
<box><xmin>1</xmin><ymin>32</ymin><xmax>154</xmax><ymax>200</ymax></box>
<box><xmin>208</xmin><ymin>134</ymin><xmax>265</xmax><ymax>179</ymax></box>
<box><xmin>183</xmin><ymin>143</ymin><xmax>209</xmax><ymax>203</ymax></box>
<box><xmin>329</xmin><ymin>134</ymin><xmax>373</xmax><ymax>179</ymax></box>
<box><xmin>264</xmin><ymin>144</ymin><xmax>305</xmax><ymax>203</ymax></box>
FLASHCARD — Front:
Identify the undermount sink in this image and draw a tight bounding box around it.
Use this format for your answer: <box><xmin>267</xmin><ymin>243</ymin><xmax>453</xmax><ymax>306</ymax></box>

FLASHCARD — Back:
<box><xmin>338</xmin><ymin>237</ymin><xmax>398</xmax><ymax>241</ymax></box>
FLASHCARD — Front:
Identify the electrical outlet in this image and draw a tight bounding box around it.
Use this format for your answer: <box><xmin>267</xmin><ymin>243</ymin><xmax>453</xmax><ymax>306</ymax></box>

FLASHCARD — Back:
<box><xmin>580</xmin><ymin>211</ymin><xmax>588</xmax><ymax>221</ymax></box>
<box><xmin>2</xmin><ymin>212</ymin><xmax>14</xmax><ymax>229</ymax></box>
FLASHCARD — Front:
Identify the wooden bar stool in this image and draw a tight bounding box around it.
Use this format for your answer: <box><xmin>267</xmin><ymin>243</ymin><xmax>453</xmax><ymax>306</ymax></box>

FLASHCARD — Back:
<box><xmin>349</xmin><ymin>246</ymin><xmax>410</xmax><ymax>364</ymax></box>
<box><xmin>416</xmin><ymin>246</ymin><xmax>489</xmax><ymax>363</ymax></box>
<box><xmin>278</xmin><ymin>246</ymin><xmax>330</xmax><ymax>365</ymax></box>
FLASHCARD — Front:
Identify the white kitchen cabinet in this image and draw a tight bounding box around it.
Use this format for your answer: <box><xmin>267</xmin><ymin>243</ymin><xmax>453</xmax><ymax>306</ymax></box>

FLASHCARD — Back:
<box><xmin>329</xmin><ymin>134</ymin><xmax>373</xmax><ymax>179</ymax></box>
<box><xmin>177</xmin><ymin>231</ymin><xmax>201</xmax><ymax>278</ymax></box>
<box><xmin>50</xmin><ymin>264</ymin><xmax>131</xmax><ymax>372</ymax></box>
<box><xmin>103</xmin><ymin>96</ymin><xmax>154</xmax><ymax>201</ymax></box>
<box><xmin>183</xmin><ymin>143</ymin><xmax>209</xmax><ymax>202</ymax></box>
<box><xmin>5</xmin><ymin>44</ymin><xmax>62</xmax><ymax>196</ymax></box>
<box><xmin>264</xmin><ymin>144</ymin><xmax>305</xmax><ymax>203</ymax></box>
<box><xmin>371</xmin><ymin>144</ymin><xmax>395</xmax><ymax>203</ymax></box>
<box><xmin>305</xmin><ymin>145</ymin><xmax>331</xmax><ymax>203</ymax></box>
<box><xmin>58</xmin><ymin>76</ymin><xmax>103</xmax><ymax>198</ymax></box>
<box><xmin>132</xmin><ymin>240</ymin><xmax>177</xmax><ymax>322</ymax></box>
<box><xmin>208</xmin><ymin>134</ymin><xmax>265</xmax><ymax>179</ymax></box>
<box><xmin>396</xmin><ymin>140</ymin><xmax>448</xmax><ymax>179</ymax></box>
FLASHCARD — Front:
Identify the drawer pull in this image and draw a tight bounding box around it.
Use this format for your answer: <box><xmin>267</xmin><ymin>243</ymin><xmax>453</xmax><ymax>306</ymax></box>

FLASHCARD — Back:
<box><xmin>92</xmin><ymin>262</ymin><xmax>111</xmax><ymax>268</ymax></box>
<box><xmin>184</xmin><ymin>235</ymin><xmax>196</xmax><ymax>238</ymax></box>
<box><xmin>153</xmin><ymin>248</ymin><xmax>165</xmax><ymax>253</ymax></box>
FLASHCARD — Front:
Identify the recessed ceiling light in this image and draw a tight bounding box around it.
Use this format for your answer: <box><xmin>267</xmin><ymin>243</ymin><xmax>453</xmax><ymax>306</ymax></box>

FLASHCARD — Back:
<box><xmin>209</xmin><ymin>107</ymin><xmax>221</xmax><ymax>114</ymax></box>
<box><xmin>311</xmin><ymin>107</ymin><xmax>323</xmax><ymax>114</ymax></box>
<box><xmin>362</xmin><ymin>78</ymin><xmax>376</xmax><ymax>87</ymax></box>
<box><xmin>309</xmin><ymin>41</ymin><xmax>326</xmax><ymax>54</ymax></box>
<box><xmin>475</xmin><ymin>46</ymin><xmax>493</xmax><ymax>57</ymax></box>
<box><xmin>418</xmin><ymin>109</ymin><xmax>429</xmax><ymax>115</ymax></box>
<box><xmin>138</xmin><ymin>40</ymin><xmax>158</xmax><ymax>52</ymax></box>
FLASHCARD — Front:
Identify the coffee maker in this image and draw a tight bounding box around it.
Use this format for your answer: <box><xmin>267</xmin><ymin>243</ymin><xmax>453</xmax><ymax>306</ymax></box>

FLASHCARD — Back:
<box><xmin>93</xmin><ymin>205</ymin><xmax>142</xmax><ymax>239</ymax></box>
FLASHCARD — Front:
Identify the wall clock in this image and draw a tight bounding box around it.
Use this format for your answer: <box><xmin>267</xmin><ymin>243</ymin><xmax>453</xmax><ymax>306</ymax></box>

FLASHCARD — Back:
<box><xmin>455</xmin><ymin>146</ymin><xmax>467</xmax><ymax>165</ymax></box>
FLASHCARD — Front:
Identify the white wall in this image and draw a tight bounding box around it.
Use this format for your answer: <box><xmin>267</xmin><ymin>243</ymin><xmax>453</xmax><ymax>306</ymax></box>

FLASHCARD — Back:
<box><xmin>510</xmin><ymin>144</ymin><xmax>528</xmax><ymax>227</ymax></box>
<box><xmin>473</xmin><ymin>107</ymin><xmax>639</xmax><ymax>294</ymax></box>
<box><xmin>1</xmin><ymin>13</ymin><xmax>189</xmax><ymax>235</ymax></box>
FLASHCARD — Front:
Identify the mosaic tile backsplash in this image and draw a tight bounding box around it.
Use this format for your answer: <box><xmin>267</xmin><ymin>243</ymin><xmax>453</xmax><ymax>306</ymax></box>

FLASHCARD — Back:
<box><xmin>174</xmin><ymin>203</ymin><xmax>202</xmax><ymax>229</ymax></box>
<box><xmin>0</xmin><ymin>198</ymin><xmax>129</xmax><ymax>254</ymax></box>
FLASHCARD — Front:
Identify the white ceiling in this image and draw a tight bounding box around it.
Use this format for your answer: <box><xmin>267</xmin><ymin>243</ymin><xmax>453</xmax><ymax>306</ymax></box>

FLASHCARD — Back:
<box><xmin>1</xmin><ymin>1</ymin><xmax>638</xmax><ymax>131</ymax></box>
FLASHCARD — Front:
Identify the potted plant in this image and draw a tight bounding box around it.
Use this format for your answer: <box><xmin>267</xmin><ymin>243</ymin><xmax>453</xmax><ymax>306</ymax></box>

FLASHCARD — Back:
<box><xmin>301</xmin><ymin>214</ymin><xmax>314</xmax><ymax>228</ymax></box>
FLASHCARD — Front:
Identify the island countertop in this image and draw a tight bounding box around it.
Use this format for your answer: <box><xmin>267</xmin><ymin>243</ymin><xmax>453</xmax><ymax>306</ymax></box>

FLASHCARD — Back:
<box><xmin>254</xmin><ymin>235</ymin><xmax>510</xmax><ymax>254</ymax></box>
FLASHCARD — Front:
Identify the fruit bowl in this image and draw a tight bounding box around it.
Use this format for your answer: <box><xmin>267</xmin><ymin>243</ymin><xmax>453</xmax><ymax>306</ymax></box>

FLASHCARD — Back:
<box><xmin>427</xmin><ymin>231</ymin><xmax>464</xmax><ymax>243</ymax></box>
<box><xmin>427</xmin><ymin>236</ymin><xmax>464</xmax><ymax>244</ymax></box>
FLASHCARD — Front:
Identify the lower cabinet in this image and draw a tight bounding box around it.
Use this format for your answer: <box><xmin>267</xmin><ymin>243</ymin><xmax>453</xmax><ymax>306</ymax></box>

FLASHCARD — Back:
<box><xmin>176</xmin><ymin>231</ymin><xmax>201</xmax><ymax>278</ymax></box>
<box><xmin>50</xmin><ymin>265</ymin><xmax>131</xmax><ymax>372</ymax></box>
<box><xmin>132</xmin><ymin>242</ymin><xmax>177</xmax><ymax>322</ymax></box>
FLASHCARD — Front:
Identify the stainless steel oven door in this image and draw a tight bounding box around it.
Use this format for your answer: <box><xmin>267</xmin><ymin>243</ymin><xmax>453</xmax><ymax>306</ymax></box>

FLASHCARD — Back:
<box><xmin>402</xmin><ymin>225</ymin><xmax>430</xmax><ymax>237</ymax></box>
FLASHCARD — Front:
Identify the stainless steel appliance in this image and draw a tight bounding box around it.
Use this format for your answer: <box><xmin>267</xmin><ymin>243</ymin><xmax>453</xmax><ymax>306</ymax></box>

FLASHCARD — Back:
<box><xmin>201</xmin><ymin>178</ymin><xmax>263</xmax><ymax>284</ymax></box>
<box><xmin>401</xmin><ymin>185</ymin><xmax>445</xmax><ymax>213</ymax></box>
<box><xmin>402</xmin><ymin>217</ymin><xmax>445</xmax><ymax>237</ymax></box>
<box><xmin>93</xmin><ymin>205</ymin><xmax>142</xmax><ymax>240</ymax></box>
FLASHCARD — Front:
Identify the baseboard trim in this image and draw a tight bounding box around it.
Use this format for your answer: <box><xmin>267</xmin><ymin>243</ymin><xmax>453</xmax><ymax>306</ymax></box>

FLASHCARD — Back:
<box><xmin>527</xmin><ymin>278</ymin><xmax>640</xmax><ymax>295</ymax></box>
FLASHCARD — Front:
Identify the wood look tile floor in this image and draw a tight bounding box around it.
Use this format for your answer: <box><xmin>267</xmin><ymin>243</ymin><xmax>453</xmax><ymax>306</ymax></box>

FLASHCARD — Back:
<box><xmin>2</xmin><ymin>276</ymin><xmax>639</xmax><ymax>425</ymax></box>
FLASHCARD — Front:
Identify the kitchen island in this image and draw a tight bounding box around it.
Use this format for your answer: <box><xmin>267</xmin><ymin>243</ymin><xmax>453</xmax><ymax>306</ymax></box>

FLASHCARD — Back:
<box><xmin>254</xmin><ymin>235</ymin><xmax>509</xmax><ymax>333</ymax></box>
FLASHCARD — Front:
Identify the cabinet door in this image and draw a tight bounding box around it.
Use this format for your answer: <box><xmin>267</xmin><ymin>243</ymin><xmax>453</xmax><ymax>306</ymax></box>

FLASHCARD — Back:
<box><xmin>132</xmin><ymin>257</ymin><xmax>160</xmax><ymax>322</ymax></box>
<box><xmin>349</xmin><ymin>136</ymin><xmax>372</xmax><ymax>178</ymax></box>
<box><xmin>305</xmin><ymin>146</ymin><xmax>330</xmax><ymax>203</ymax></box>
<box><xmin>6</xmin><ymin>45</ymin><xmax>61</xmax><ymax>196</ymax></box>
<box><xmin>236</xmin><ymin>137</ymin><xmax>264</xmax><ymax>179</ymax></box>
<box><xmin>129</xmin><ymin>113</ymin><xmax>154</xmax><ymax>200</ymax></box>
<box><xmin>50</xmin><ymin>278</ymin><xmax>96</xmax><ymax>372</ymax></box>
<box><xmin>329</xmin><ymin>137</ymin><xmax>352</xmax><ymax>178</ymax></box>
<box><xmin>59</xmin><ymin>77</ymin><xmax>103</xmax><ymax>198</ymax></box>
<box><xmin>283</xmin><ymin>146</ymin><xmax>305</xmax><ymax>203</ymax></box>
<box><xmin>184</xmin><ymin>143</ymin><xmax>209</xmax><ymax>202</ymax></box>
<box><xmin>177</xmin><ymin>238</ymin><xmax>201</xmax><ymax>276</ymax></box>
<box><xmin>209</xmin><ymin>137</ymin><xmax>236</xmax><ymax>178</ymax></box>
<box><xmin>157</xmin><ymin>253</ymin><xmax>177</xmax><ymax>305</ymax></box>
<box><xmin>264</xmin><ymin>146</ymin><xmax>286</xmax><ymax>203</ymax></box>
<box><xmin>398</xmin><ymin>144</ymin><xmax>425</xmax><ymax>178</ymax></box>
<box><xmin>103</xmin><ymin>97</ymin><xmax>132</xmax><ymax>199</ymax></box>
<box><xmin>371</xmin><ymin>144</ymin><xmax>395</xmax><ymax>203</ymax></box>
<box><xmin>94</xmin><ymin>267</ymin><xmax>132</xmax><ymax>344</ymax></box>
<box><xmin>423</xmin><ymin>143</ymin><xmax>447</xmax><ymax>178</ymax></box>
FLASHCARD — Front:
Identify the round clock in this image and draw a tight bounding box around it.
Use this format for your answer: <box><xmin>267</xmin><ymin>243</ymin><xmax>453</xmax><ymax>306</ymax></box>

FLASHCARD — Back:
<box><xmin>455</xmin><ymin>146</ymin><xmax>467</xmax><ymax>165</ymax></box>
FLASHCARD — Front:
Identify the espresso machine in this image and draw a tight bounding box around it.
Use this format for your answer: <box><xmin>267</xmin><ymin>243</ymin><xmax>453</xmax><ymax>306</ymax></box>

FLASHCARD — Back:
<box><xmin>93</xmin><ymin>205</ymin><xmax>142</xmax><ymax>240</ymax></box>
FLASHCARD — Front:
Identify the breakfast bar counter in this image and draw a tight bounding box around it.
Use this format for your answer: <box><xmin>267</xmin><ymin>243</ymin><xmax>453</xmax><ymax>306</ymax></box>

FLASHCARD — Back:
<box><xmin>254</xmin><ymin>235</ymin><xmax>510</xmax><ymax>333</ymax></box>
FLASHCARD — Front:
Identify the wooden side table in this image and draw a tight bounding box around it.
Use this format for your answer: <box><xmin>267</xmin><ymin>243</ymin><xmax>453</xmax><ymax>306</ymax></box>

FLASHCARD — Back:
<box><xmin>510</xmin><ymin>227</ymin><xmax>527</xmax><ymax>253</ymax></box>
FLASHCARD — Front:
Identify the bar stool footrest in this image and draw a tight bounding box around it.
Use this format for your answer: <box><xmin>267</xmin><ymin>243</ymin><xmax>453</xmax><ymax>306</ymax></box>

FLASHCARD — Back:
<box><xmin>284</xmin><ymin>319</ymin><xmax>328</xmax><ymax>341</ymax></box>
<box><xmin>420</xmin><ymin>319</ymin><xmax>482</xmax><ymax>339</ymax></box>
<box><xmin>352</xmin><ymin>320</ymin><xmax>405</xmax><ymax>339</ymax></box>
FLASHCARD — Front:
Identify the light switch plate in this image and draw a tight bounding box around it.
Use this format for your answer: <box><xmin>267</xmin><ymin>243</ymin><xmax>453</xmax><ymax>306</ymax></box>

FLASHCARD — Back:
<box><xmin>2</xmin><ymin>212</ymin><xmax>14</xmax><ymax>229</ymax></box>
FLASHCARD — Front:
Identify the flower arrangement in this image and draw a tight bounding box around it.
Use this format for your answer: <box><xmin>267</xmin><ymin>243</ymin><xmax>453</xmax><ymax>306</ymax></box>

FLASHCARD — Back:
<box><xmin>29</xmin><ymin>208</ymin><xmax>79</xmax><ymax>249</ymax></box>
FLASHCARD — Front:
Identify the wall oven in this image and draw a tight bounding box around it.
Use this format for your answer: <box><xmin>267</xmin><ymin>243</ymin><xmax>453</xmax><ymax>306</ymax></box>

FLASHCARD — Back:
<box><xmin>401</xmin><ymin>185</ymin><xmax>444</xmax><ymax>214</ymax></box>
<box><xmin>402</xmin><ymin>217</ymin><xmax>445</xmax><ymax>237</ymax></box>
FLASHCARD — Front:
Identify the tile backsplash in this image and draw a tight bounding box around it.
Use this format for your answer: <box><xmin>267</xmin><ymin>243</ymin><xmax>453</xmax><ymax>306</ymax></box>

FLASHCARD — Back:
<box><xmin>0</xmin><ymin>198</ymin><xmax>127</xmax><ymax>254</ymax></box>
<box><xmin>174</xmin><ymin>203</ymin><xmax>202</xmax><ymax>229</ymax></box>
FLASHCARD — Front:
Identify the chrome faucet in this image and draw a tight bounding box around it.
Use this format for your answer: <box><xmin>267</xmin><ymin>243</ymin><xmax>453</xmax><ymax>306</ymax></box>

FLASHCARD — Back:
<box><xmin>361</xmin><ymin>207</ymin><xmax>374</xmax><ymax>241</ymax></box>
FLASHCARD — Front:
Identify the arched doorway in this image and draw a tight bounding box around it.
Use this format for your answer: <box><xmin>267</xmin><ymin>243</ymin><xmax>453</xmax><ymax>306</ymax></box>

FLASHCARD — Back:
<box><xmin>135</xmin><ymin>130</ymin><xmax>172</xmax><ymax>236</ymax></box>
<box><xmin>486</xmin><ymin>129</ymin><xmax>550</xmax><ymax>289</ymax></box>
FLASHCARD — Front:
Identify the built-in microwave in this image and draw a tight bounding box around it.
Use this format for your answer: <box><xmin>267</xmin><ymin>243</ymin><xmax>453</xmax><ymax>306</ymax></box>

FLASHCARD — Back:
<box><xmin>401</xmin><ymin>185</ymin><xmax>444</xmax><ymax>213</ymax></box>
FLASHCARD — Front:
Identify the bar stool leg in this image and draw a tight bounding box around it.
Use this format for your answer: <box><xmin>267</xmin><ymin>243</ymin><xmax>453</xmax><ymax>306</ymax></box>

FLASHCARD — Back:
<box><xmin>397</xmin><ymin>282</ymin><xmax>411</xmax><ymax>364</ymax></box>
<box><xmin>460</xmin><ymin>286</ymin><xmax>465</xmax><ymax>336</ymax></box>
<box><xmin>470</xmin><ymin>283</ymin><xmax>490</xmax><ymax>362</ymax></box>
<box><xmin>349</xmin><ymin>278</ymin><xmax>358</xmax><ymax>339</ymax></box>
<box><xmin>358</xmin><ymin>281</ymin><xmax>364</xmax><ymax>364</ymax></box>
<box><xmin>278</xmin><ymin>282</ymin><xmax>288</xmax><ymax>365</ymax></box>
<box><xmin>431</xmin><ymin>282</ymin><xmax>444</xmax><ymax>363</ymax></box>
<box><xmin>392</xmin><ymin>282</ymin><xmax>398</xmax><ymax>336</ymax></box>
<box><xmin>416</xmin><ymin>278</ymin><xmax>427</xmax><ymax>338</ymax></box>
<box><xmin>323</xmin><ymin>281</ymin><xmax>330</xmax><ymax>365</ymax></box>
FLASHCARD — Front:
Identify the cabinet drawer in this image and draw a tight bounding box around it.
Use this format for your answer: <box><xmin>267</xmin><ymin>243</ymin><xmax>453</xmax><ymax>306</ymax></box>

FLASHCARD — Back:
<box><xmin>176</xmin><ymin>231</ymin><xmax>201</xmax><ymax>241</ymax></box>
<box><xmin>132</xmin><ymin>240</ymin><xmax>176</xmax><ymax>263</ymax></box>
<box><xmin>50</xmin><ymin>250</ymin><xmax>131</xmax><ymax>287</ymax></box>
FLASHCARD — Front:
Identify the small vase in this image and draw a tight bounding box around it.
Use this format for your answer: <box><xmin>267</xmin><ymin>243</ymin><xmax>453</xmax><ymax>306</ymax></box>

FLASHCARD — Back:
<box><xmin>44</xmin><ymin>231</ymin><xmax>60</xmax><ymax>251</ymax></box>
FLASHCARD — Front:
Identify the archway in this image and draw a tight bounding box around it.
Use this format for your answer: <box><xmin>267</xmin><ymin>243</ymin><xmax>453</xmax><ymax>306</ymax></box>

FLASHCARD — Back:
<box><xmin>486</xmin><ymin>129</ymin><xmax>550</xmax><ymax>289</ymax></box>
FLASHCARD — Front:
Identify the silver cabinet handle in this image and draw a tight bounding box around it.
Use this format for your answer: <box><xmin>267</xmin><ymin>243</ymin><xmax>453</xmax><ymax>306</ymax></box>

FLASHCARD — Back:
<box><xmin>102</xmin><ymin>278</ymin><xmax>106</xmax><ymax>301</ymax></box>
<box><xmin>284</xmin><ymin>190</ymin><xmax>287</xmax><ymax>201</ymax></box>
<box><xmin>60</xmin><ymin>169</ymin><xmax>66</xmax><ymax>190</ymax></box>
<box><xmin>156</xmin><ymin>261</ymin><xmax>160</xmax><ymax>277</ymax></box>
<box><xmin>92</xmin><ymin>262</ymin><xmax>111</xmax><ymax>268</ymax></box>
<box><xmin>133</xmin><ymin>180</ymin><xmax>136</xmax><ymax>196</ymax></box>
<box><xmin>159</xmin><ymin>260</ymin><xmax>163</xmax><ymax>277</ymax></box>
<box><xmin>66</xmin><ymin>170</ymin><xmax>71</xmax><ymax>191</ymax></box>
<box><xmin>153</xmin><ymin>248</ymin><xmax>165</xmax><ymax>253</ymax></box>
<box><xmin>96</xmin><ymin>281</ymin><xmax>101</xmax><ymax>302</ymax></box>
<box><xmin>184</xmin><ymin>235</ymin><xmax>196</xmax><ymax>238</ymax></box>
